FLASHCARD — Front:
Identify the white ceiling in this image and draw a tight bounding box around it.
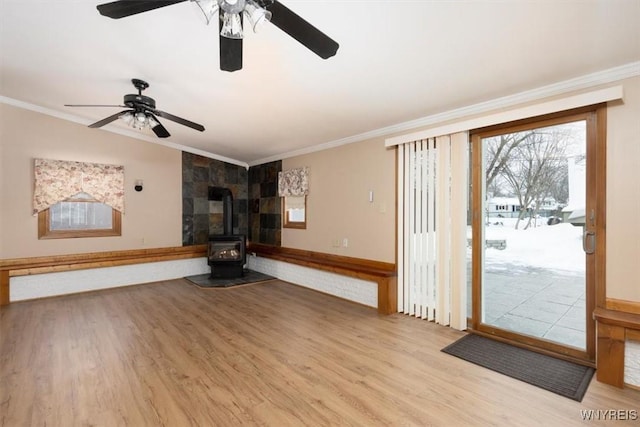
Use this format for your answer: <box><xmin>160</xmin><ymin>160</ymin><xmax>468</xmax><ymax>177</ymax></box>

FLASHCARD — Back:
<box><xmin>2</xmin><ymin>0</ymin><xmax>639</xmax><ymax>167</ymax></box>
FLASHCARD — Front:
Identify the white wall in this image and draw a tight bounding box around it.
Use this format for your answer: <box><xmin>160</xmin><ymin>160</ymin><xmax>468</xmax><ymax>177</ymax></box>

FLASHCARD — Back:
<box><xmin>282</xmin><ymin>138</ymin><xmax>396</xmax><ymax>264</ymax></box>
<box><xmin>604</xmin><ymin>77</ymin><xmax>640</xmax><ymax>302</ymax></box>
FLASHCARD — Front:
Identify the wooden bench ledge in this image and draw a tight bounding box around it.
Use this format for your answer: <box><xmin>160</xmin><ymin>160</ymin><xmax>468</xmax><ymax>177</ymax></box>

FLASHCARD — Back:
<box><xmin>593</xmin><ymin>307</ymin><xmax>640</xmax><ymax>330</ymax></box>
<box><xmin>247</xmin><ymin>244</ymin><xmax>395</xmax><ymax>277</ymax></box>
<box><xmin>0</xmin><ymin>245</ymin><xmax>207</xmax><ymax>306</ymax></box>
<box><xmin>593</xmin><ymin>307</ymin><xmax>640</xmax><ymax>388</ymax></box>
<box><xmin>247</xmin><ymin>243</ymin><xmax>397</xmax><ymax>314</ymax></box>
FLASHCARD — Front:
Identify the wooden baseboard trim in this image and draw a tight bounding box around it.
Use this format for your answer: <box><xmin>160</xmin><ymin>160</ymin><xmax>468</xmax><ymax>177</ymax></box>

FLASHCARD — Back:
<box><xmin>0</xmin><ymin>245</ymin><xmax>207</xmax><ymax>306</ymax></box>
<box><xmin>248</xmin><ymin>243</ymin><xmax>397</xmax><ymax>315</ymax></box>
<box><xmin>625</xmin><ymin>382</ymin><xmax>640</xmax><ymax>392</ymax></box>
<box><xmin>247</xmin><ymin>243</ymin><xmax>396</xmax><ymax>276</ymax></box>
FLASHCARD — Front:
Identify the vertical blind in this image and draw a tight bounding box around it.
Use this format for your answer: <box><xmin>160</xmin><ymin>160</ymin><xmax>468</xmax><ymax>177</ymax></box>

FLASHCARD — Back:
<box><xmin>397</xmin><ymin>132</ymin><xmax>468</xmax><ymax>330</ymax></box>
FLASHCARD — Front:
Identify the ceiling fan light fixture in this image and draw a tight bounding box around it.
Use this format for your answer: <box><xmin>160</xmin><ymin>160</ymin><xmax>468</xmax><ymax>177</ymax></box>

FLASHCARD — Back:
<box><xmin>119</xmin><ymin>111</ymin><xmax>134</xmax><ymax>126</ymax></box>
<box><xmin>128</xmin><ymin>111</ymin><xmax>150</xmax><ymax>130</ymax></box>
<box><xmin>220</xmin><ymin>12</ymin><xmax>243</xmax><ymax>39</ymax></box>
<box><xmin>244</xmin><ymin>0</ymin><xmax>271</xmax><ymax>32</ymax></box>
<box><xmin>193</xmin><ymin>0</ymin><xmax>219</xmax><ymax>25</ymax></box>
<box><xmin>147</xmin><ymin>115</ymin><xmax>160</xmax><ymax>129</ymax></box>
<box><xmin>219</xmin><ymin>0</ymin><xmax>245</xmax><ymax>14</ymax></box>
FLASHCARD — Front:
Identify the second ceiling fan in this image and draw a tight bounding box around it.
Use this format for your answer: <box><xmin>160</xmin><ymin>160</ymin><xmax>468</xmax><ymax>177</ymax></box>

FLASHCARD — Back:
<box><xmin>96</xmin><ymin>0</ymin><xmax>339</xmax><ymax>72</ymax></box>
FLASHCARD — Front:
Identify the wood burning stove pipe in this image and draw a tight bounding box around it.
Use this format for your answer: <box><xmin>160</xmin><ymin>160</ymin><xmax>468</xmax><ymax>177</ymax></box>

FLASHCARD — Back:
<box><xmin>208</xmin><ymin>186</ymin><xmax>233</xmax><ymax>236</ymax></box>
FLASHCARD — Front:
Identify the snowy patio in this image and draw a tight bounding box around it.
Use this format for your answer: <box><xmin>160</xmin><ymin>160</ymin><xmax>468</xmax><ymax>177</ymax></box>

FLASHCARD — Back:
<box><xmin>469</xmin><ymin>219</ymin><xmax>587</xmax><ymax>349</ymax></box>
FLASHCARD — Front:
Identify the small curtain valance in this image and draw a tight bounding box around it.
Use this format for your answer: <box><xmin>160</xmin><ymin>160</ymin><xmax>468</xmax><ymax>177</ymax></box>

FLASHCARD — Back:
<box><xmin>278</xmin><ymin>167</ymin><xmax>309</xmax><ymax>197</ymax></box>
<box><xmin>33</xmin><ymin>159</ymin><xmax>125</xmax><ymax>215</ymax></box>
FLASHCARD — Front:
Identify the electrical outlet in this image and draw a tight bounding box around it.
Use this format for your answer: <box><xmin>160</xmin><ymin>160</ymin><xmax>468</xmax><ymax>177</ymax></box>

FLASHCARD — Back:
<box><xmin>342</xmin><ymin>238</ymin><xmax>348</xmax><ymax>248</ymax></box>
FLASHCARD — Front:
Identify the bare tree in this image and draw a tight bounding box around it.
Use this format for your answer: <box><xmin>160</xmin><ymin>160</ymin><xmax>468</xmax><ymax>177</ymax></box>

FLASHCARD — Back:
<box><xmin>497</xmin><ymin>128</ymin><xmax>569</xmax><ymax>229</ymax></box>
<box><xmin>547</xmin><ymin>162</ymin><xmax>569</xmax><ymax>207</ymax></box>
<box><xmin>485</xmin><ymin>131</ymin><xmax>535</xmax><ymax>192</ymax></box>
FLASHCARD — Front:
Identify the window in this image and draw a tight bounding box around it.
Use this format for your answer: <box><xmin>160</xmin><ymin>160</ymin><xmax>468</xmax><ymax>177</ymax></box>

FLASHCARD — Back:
<box><xmin>38</xmin><ymin>192</ymin><xmax>121</xmax><ymax>239</ymax></box>
<box><xmin>278</xmin><ymin>166</ymin><xmax>309</xmax><ymax>230</ymax></box>
<box><xmin>282</xmin><ymin>195</ymin><xmax>306</xmax><ymax>229</ymax></box>
<box><xmin>33</xmin><ymin>159</ymin><xmax>125</xmax><ymax>239</ymax></box>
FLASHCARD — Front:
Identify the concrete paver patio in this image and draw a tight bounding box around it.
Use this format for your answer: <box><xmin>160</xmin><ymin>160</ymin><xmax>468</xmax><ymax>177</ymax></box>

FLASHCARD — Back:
<box><xmin>468</xmin><ymin>262</ymin><xmax>586</xmax><ymax>349</ymax></box>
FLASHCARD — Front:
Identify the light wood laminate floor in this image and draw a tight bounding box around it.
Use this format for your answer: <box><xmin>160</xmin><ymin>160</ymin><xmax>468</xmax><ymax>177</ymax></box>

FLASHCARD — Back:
<box><xmin>1</xmin><ymin>279</ymin><xmax>638</xmax><ymax>426</ymax></box>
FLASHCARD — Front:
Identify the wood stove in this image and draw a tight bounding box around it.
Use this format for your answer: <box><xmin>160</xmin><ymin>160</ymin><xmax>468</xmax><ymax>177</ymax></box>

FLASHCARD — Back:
<box><xmin>208</xmin><ymin>235</ymin><xmax>246</xmax><ymax>278</ymax></box>
<box><xmin>208</xmin><ymin>186</ymin><xmax>246</xmax><ymax>279</ymax></box>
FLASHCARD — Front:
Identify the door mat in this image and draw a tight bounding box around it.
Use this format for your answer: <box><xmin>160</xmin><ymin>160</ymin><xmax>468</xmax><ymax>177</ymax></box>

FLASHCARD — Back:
<box><xmin>442</xmin><ymin>334</ymin><xmax>594</xmax><ymax>401</ymax></box>
<box><xmin>185</xmin><ymin>269</ymin><xmax>276</xmax><ymax>289</ymax></box>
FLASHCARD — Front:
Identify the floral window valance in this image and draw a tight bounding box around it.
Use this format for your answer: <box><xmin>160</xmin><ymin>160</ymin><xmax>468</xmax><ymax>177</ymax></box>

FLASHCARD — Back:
<box><xmin>33</xmin><ymin>159</ymin><xmax>125</xmax><ymax>215</ymax></box>
<box><xmin>278</xmin><ymin>167</ymin><xmax>309</xmax><ymax>197</ymax></box>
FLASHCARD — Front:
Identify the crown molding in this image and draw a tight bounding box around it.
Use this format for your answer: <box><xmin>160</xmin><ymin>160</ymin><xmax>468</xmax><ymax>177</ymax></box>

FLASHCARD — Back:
<box><xmin>248</xmin><ymin>61</ymin><xmax>640</xmax><ymax>166</ymax></box>
<box><xmin>0</xmin><ymin>96</ymin><xmax>249</xmax><ymax>168</ymax></box>
<box><xmin>386</xmin><ymin>85</ymin><xmax>623</xmax><ymax>146</ymax></box>
<box><xmin>4</xmin><ymin>61</ymin><xmax>638</xmax><ymax>169</ymax></box>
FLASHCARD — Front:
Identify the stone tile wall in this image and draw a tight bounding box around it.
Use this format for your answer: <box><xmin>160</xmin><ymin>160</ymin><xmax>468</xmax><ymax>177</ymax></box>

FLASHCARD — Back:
<box><xmin>248</xmin><ymin>160</ymin><xmax>282</xmax><ymax>246</ymax></box>
<box><xmin>182</xmin><ymin>152</ymin><xmax>248</xmax><ymax>245</ymax></box>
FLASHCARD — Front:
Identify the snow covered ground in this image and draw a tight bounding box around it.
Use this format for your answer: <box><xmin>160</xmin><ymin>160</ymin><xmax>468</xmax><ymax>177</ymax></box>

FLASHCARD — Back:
<box><xmin>469</xmin><ymin>218</ymin><xmax>585</xmax><ymax>275</ymax></box>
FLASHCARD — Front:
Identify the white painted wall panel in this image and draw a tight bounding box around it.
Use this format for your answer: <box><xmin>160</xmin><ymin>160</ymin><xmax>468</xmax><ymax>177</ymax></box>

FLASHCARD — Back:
<box><xmin>10</xmin><ymin>257</ymin><xmax>209</xmax><ymax>302</ymax></box>
<box><xmin>624</xmin><ymin>340</ymin><xmax>640</xmax><ymax>388</ymax></box>
<box><xmin>247</xmin><ymin>255</ymin><xmax>377</xmax><ymax>308</ymax></box>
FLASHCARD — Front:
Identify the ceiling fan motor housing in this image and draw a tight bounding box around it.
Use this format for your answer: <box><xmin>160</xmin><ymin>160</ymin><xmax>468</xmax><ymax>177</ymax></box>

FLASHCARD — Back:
<box><xmin>124</xmin><ymin>94</ymin><xmax>156</xmax><ymax>110</ymax></box>
<box><xmin>66</xmin><ymin>76</ymin><xmax>204</xmax><ymax>135</ymax></box>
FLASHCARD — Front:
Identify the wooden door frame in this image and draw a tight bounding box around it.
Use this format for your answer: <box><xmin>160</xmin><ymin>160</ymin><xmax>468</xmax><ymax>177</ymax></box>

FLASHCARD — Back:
<box><xmin>468</xmin><ymin>104</ymin><xmax>606</xmax><ymax>365</ymax></box>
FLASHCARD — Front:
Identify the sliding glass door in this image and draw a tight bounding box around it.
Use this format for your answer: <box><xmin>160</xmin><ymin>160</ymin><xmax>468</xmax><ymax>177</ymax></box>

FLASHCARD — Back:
<box><xmin>470</xmin><ymin>107</ymin><xmax>604</xmax><ymax>363</ymax></box>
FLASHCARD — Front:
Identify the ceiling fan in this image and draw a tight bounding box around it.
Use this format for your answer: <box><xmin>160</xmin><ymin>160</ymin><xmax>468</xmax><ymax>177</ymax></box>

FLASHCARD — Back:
<box><xmin>65</xmin><ymin>78</ymin><xmax>205</xmax><ymax>138</ymax></box>
<box><xmin>95</xmin><ymin>0</ymin><xmax>339</xmax><ymax>72</ymax></box>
